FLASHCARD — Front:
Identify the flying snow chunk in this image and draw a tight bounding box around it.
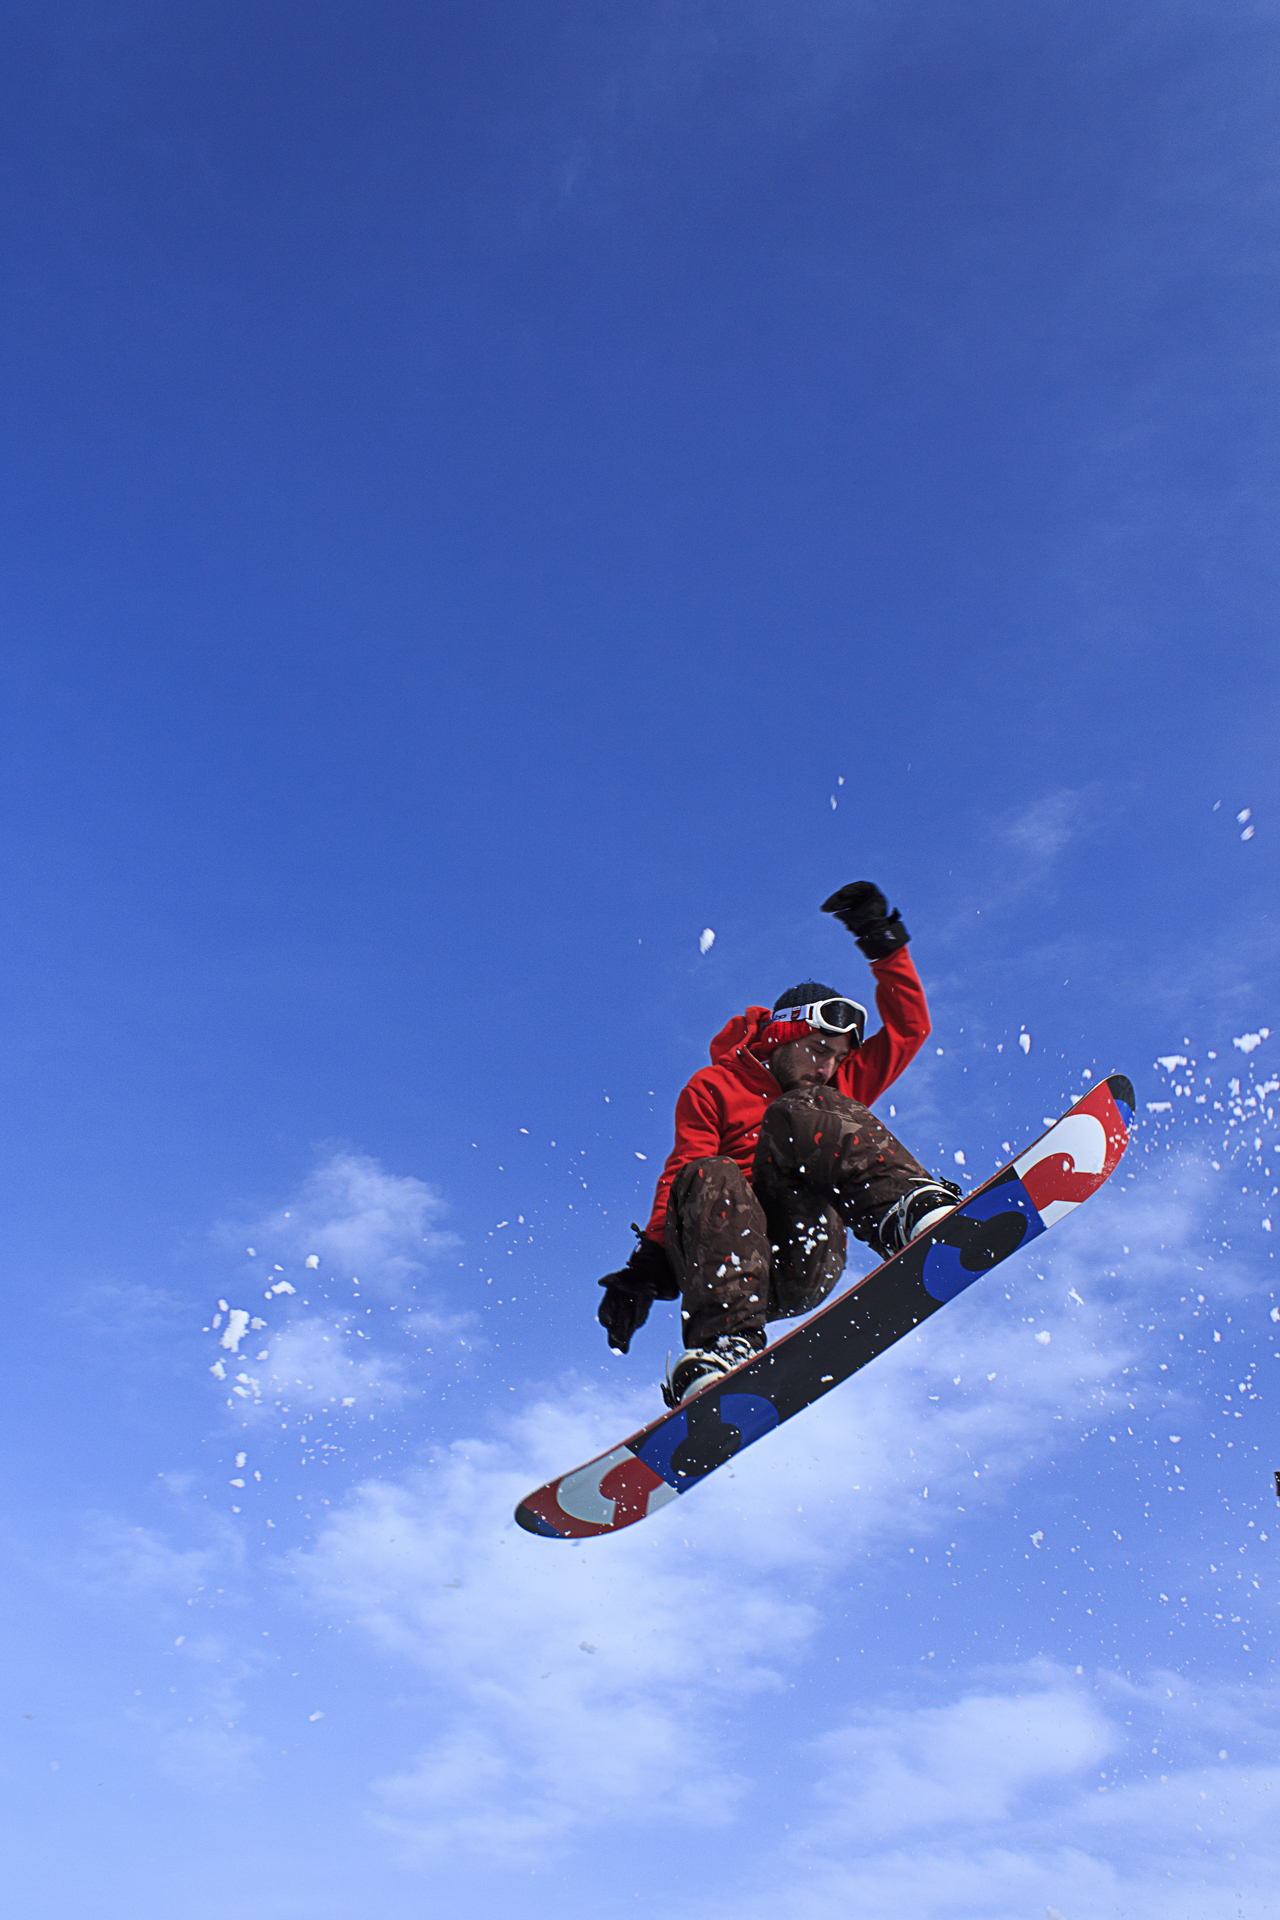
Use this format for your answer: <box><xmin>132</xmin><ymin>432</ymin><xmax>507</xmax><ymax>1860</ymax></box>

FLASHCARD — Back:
<box><xmin>1157</xmin><ymin>1055</ymin><xmax>1188</xmax><ymax>1071</ymax></box>
<box><xmin>341</xmin><ymin>1396</ymin><xmax>355</xmax><ymax>1406</ymax></box>
<box><xmin>1237</xmin><ymin>808</ymin><xmax>1252</xmax><ymax>823</ymax></box>
<box><xmin>699</xmin><ymin>928</ymin><xmax>716</xmax><ymax>955</ymax></box>
<box><xmin>219</xmin><ymin>1309</ymin><xmax>250</xmax><ymax>1353</ymax></box>
<box><xmin>1035</xmin><ymin>1330</ymin><xmax>1051</xmax><ymax>1345</ymax></box>
<box><xmin>304</xmin><ymin>1254</ymin><xmax>320</xmax><ymax>1269</ymax></box>
<box><xmin>309</xmin><ymin>1711</ymin><xmax>324</xmax><ymax>1722</ymax></box>
<box><xmin>635</xmin><ymin>1151</ymin><xmax>647</xmax><ymax>1160</ymax></box>
<box><xmin>1234</xmin><ymin>1029</ymin><xmax>1271</xmax><ymax>1054</ymax></box>
<box><xmin>1147</xmin><ymin>1101</ymin><xmax>1173</xmax><ymax>1113</ymax></box>
<box><xmin>1019</xmin><ymin>1033</ymin><xmax>1031</xmax><ymax>1054</ymax></box>
<box><xmin>269</xmin><ymin>1280</ymin><xmax>296</xmax><ymax>1296</ymax></box>
<box><xmin>209</xmin><ymin>1360</ymin><xmax>226</xmax><ymax>1380</ymax></box>
<box><xmin>953</xmin><ymin>1150</ymin><xmax>966</xmax><ymax>1166</ymax></box>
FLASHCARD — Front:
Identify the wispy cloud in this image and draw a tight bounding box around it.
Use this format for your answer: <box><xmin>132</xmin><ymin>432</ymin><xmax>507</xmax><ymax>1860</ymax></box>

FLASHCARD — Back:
<box><xmin>282</xmin><ymin>1166</ymin><xmax>1228</xmax><ymax>1874</ymax></box>
<box><xmin>686</xmin><ymin>1664</ymin><xmax>1280</xmax><ymax>1920</ymax></box>
<box><xmin>1001</xmin><ymin>785</ymin><xmax>1106</xmax><ymax>863</ymax></box>
<box><xmin>201</xmin><ymin>1152</ymin><xmax>470</xmax><ymax>1425</ymax></box>
<box><xmin>220</xmin><ymin>1151</ymin><xmax>458</xmax><ymax>1298</ymax></box>
<box><xmin>292</xmin><ymin>1386</ymin><xmax>808</xmax><ymax>1859</ymax></box>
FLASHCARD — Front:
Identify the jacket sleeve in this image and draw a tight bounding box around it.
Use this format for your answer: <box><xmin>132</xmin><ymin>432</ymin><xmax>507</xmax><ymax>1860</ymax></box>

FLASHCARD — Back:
<box><xmin>839</xmin><ymin>946</ymin><xmax>931</xmax><ymax>1107</ymax></box>
<box><xmin>644</xmin><ymin>1074</ymin><xmax>725</xmax><ymax>1246</ymax></box>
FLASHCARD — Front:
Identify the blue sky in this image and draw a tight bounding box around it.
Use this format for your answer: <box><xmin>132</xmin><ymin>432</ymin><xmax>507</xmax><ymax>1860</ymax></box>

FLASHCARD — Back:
<box><xmin>1</xmin><ymin>3</ymin><xmax>1277</xmax><ymax>1914</ymax></box>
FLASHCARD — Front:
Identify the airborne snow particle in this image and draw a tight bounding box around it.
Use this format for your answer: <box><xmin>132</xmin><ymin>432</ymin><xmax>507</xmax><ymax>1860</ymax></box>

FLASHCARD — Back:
<box><xmin>270</xmin><ymin>1281</ymin><xmax>296</xmax><ymax>1296</ymax></box>
<box><xmin>699</xmin><ymin>928</ymin><xmax>715</xmax><ymax>954</ymax></box>
<box><xmin>220</xmin><ymin>1310</ymin><xmax>250</xmax><ymax>1353</ymax></box>
<box><xmin>1237</xmin><ymin>808</ymin><xmax>1252</xmax><ymax>823</ymax></box>
<box><xmin>304</xmin><ymin>1255</ymin><xmax>320</xmax><ymax>1269</ymax></box>
<box><xmin>635</xmin><ymin>1151</ymin><xmax>648</xmax><ymax>1160</ymax></box>
<box><xmin>1019</xmin><ymin>1033</ymin><xmax>1031</xmax><ymax>1054</ymax></box>
<box><xmin>953</xmin><ymin>1150</ymin><xmax>966</xmax><ymax>1166</ymax></box>
<box><xmin>309</xmin><ymin>1711</ymin><xmax>324</xmax><ymax>1722</ymax></box>
<box><xmin>1234</xmin><ymin>1030</ymin><xmax>1270</xmax><ymax>1053</ymax></box>
<box><xmin>1035</xmin><ymin>1330</ymin><xmax>1051</xmax><ymax>1345</ymax></box>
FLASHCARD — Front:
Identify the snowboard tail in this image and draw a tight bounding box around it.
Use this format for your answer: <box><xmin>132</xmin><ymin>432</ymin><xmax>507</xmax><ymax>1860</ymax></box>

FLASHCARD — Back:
<box><xmin>516</xmin><ymin>1073</ymin><xmax>1134</xmax><ymax>1540</ymax></box>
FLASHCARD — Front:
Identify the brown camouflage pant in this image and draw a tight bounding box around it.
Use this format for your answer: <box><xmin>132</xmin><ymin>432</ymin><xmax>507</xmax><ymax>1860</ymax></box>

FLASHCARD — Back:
<box><xmin>664</xmin><ymin>1086</ymin><xmax>931</xmax><ymax>1349</ymax></box>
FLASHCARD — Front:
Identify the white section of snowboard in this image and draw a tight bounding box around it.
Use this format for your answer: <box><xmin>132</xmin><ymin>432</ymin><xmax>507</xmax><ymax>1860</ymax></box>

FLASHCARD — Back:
<box><xmin>1013</xmin><ymin>1111</ymin><xmax>1108</xmax><ymax>1228</ymax></box>
<box><xmin>553</xmin><ymin>1446</ymin><xmax>678</xmax><ymax>1527</ymax></box>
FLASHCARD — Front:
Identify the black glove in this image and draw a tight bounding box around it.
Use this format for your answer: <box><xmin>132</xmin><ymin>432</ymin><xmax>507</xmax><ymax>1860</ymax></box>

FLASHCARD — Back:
<box><xmin>821</xmin><ymin>880</ymin><xmax>910</xmax><ymax>961</ymax></box>
<box><xmin>597</xmin><ymin>1229</ymin><xmax>678</xmax><ymax>1355</ymax></box>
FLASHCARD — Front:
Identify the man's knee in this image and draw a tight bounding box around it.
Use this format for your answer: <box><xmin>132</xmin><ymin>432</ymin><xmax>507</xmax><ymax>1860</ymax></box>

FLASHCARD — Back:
<box><xmin>665</xmin><ymin>1158</ymin><xmax>765</xmax><ymax>1285</ymax></box>
<box><xmin>668</xmin><ymin>1156</ymin><xmax>754</xmax><ymax>1209</ymax></box>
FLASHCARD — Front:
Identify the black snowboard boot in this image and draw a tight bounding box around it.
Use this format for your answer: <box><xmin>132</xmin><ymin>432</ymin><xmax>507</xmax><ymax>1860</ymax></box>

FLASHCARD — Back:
<box><xmin>872</xmin><ymin>1179</ymin><xmax>963</xmax><ymax>1259</ymax></box>
<box><xmin>662</xmin><ymin>1331</ymin><xmax>764</xmax><ymax>1409</ymax></box>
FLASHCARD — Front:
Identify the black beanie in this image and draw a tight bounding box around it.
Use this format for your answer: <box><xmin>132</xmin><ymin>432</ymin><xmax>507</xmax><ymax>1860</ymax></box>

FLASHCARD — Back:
<box><xmin>772</xmin><ymin>980</ymin><xmax>842</xmax><ymax>1011</ymax></box>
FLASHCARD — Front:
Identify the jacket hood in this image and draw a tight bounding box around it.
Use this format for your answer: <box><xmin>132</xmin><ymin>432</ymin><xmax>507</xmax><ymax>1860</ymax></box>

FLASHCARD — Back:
<box><xmin>708</xmin><ymin>1006</ymin><xmax>773</xmax><ymax>1064</ymax></box>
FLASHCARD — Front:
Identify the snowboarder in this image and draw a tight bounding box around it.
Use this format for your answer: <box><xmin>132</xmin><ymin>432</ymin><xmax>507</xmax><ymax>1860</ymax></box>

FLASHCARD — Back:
<box><xmin>597</xmin><ymin>882</ymin><xmax>962</xmax><ymax>1406</ymax></box>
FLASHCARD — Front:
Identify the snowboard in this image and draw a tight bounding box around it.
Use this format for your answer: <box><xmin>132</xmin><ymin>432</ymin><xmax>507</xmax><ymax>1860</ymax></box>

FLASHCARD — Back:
<box><xmin>516</xmin><ymin>1073</ymin><xmax>1134</xmax><ymax>1540</ymax></box>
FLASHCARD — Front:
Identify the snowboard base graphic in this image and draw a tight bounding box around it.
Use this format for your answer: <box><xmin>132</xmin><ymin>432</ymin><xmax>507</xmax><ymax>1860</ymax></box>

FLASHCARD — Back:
<box><xmin>516</xmin><ymin>1074</ymin><xmax>1134</xmax><ymax>1539</ymax></box>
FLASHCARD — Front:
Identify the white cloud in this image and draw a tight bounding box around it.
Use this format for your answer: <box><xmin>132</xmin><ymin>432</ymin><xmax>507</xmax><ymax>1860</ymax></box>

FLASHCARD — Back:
<box><xmin>283</xmin><ymin>1178</ymin><xmax>1198</xmax><ymax>1866</ymax></box>
<box><xmin>206</xmin><ymin>1152</ymin><xmax>473</xmax><ymax>1425</ymax></box>
<box><xmin>805</xmin><ymin>1677</ymin><xmax>1109</xmax><ymax>1841</ymax></box>
<box><xmin>253</xmin><ymin>1311</ymin><xmax>413</xmax><ymax>1414</ymax></box>
<box><xmin>78</xmin><ymin>1516</ymin><xmax>231</xmax><ymax>1600</ymax></box>
<box><xmin>223</xmin><ymin>1152</ymin><xmax>457</xmax><ymax>1296</ymax></box>
<box><xmin>683</xmin><ymin>1665</ymin><xmax>1280</xmax><ymax>1920</ymax></box>
<box><xmin>291</xmin><ymin>1387</ymin><xmax>809</xmax><ymax>1859</ymax></box>
<box><xmin>1002</xmin><ymin>787</ymin><xmax>1098</xmax><ymax>861</ymax></box>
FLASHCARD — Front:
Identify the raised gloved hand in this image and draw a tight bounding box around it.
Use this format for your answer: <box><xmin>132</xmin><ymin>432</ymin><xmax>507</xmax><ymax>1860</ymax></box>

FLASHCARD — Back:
<box><xmin>821</xmin><ymin>881</ymin><xmax>910</xmax><ymax>960</ymax></box>
<box><xmin>597</xmin><ymin>1230</ymin><xmax>678</xmax><ymax>1355</ymax></box>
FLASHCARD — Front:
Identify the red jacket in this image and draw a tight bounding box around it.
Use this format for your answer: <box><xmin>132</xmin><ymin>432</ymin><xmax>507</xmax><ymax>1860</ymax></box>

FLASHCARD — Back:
<box><xmin>644</xmin><ymin>947</ymin><xmax>931</xmax><ymax>1245</ymax></box>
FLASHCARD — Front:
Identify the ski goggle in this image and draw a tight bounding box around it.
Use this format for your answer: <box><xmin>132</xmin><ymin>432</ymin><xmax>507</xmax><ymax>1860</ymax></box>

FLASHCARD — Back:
<box><xmin>770</xmin><ymin>997</ymin><xmax>867</xmax><ymax>1047</ymax></box>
